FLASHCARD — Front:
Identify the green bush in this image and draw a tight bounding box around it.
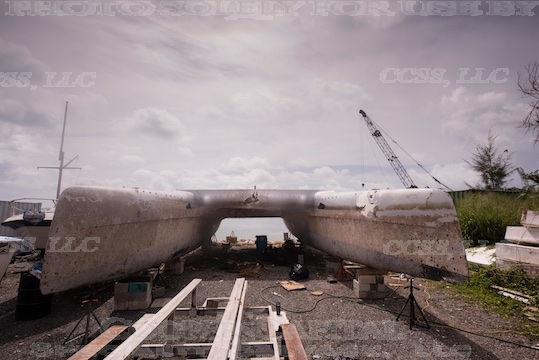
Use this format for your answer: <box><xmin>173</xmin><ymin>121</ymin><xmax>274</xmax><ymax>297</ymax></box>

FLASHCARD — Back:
<box><xmin>456</xmin><ymin>191</ymin><xmax>539</xmax><ymax>247</ymax></box>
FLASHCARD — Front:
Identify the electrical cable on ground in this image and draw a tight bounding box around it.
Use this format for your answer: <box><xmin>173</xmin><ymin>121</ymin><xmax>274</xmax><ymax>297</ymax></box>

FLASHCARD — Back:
<box><xmin>259</xmin><ymin>283</ymin><xmax>539</xmax><ymax>351</ymax></box>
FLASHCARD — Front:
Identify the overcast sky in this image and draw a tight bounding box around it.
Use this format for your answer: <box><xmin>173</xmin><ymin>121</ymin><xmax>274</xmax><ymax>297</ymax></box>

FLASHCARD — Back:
<box><xmin>1</xmin><ymin>1</ymin><xmax>538</xmax><ymax>240</ymax></box>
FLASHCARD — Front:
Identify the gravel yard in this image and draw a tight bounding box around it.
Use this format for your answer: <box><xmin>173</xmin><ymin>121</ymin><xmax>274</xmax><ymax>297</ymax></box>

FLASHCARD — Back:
<box><xmin>1</xmin><ymin>244</ymin><xmax>538</xmax><ymax>359</ymax></box>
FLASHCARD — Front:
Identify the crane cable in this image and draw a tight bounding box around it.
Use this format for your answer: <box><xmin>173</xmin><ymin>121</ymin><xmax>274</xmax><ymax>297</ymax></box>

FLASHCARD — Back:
<box><xmin>367</xmin><ymin>115</ymin><xmax>454</xmax><ymax>192</ymax></box>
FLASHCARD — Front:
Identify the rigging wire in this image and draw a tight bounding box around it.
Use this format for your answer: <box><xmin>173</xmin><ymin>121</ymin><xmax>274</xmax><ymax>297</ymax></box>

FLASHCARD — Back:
<box><xmin>366</xmin><ymin>114</ymin><xmax>454</xmax><ymax>191</ymax></box>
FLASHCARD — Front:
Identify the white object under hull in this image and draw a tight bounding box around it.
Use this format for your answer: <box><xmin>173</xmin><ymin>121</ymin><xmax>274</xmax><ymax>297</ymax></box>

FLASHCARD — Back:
<box><xmin>40</xmin><ymin>186</ymin><xmax>468</xmax><ymax>294</ymax></box>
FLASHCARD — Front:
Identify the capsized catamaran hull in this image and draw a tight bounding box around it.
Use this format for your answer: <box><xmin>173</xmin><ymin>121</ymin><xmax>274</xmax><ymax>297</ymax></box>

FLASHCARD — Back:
<box><xmin>284</xmin><ymin>189</ymin><xmax>468</xmax><ymax>283</ymax></box>
<box><xmin>41</xmin><ymin>186</ymin><xmax>468</xmax><ymax>294</ymax></box>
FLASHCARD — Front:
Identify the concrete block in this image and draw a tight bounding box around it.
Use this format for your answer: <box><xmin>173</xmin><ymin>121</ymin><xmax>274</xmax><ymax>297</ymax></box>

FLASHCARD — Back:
<box><xmin>358</xmin><ymin>283</ymin><xmax>374</xmax><ymax>292</ymax></box>
<box><xmin>128</xmin><ymin>298</ymin><xmax>151</xmax><ymax>310</ymax></box>
<box><xmin>128</xmin><ymin>282</ymin><xmax>149</xmax><ymax>293</ymax></box>
<box><xmin>152</xmin><ymin>286</ymin><xmax>166</xmax><ymax>299</ymax></box>
<box><xmin>353</xmin><ymin>279</ymin><xmax>387</xmax><ymax>299</ymax></box>
<box><xmin>114</xmin><ymin>301</ymin><xmax>129</xmax><ymax>311</ymax></box>
<box><xmin>114</xmin><ymin>292</ymin><xmax>133</xmax><ymax>302</ymax></box>
<box><xmin>353</xmin><ymin>267</ymin><xmax>389</xmax><ymax>276</ymax></box>
<box><xmin>114</xmin><ymin>282</ymin><xmax>129</xmax><ymax>294</ymax></box>
<box><xmin>165</xmin><ymin>259</ymin><xmax>185</xmax><ymax>275</ymax></box>
<box><xmin>358</xmin><ymin>275</ymin><xmax>378</xmax><ymax>284</ymax></box>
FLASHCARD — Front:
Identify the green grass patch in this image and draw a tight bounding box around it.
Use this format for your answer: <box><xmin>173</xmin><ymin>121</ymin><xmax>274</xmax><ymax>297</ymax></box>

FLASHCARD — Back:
<box><xmin>443</xmin><ymin>264</ymin><xmax>539</xmax><ymax>338</ymax></box>
<box><xmin>457</xmin><ymin>191</ymin><xmax>539</xmax><ymax>247</ymax></box>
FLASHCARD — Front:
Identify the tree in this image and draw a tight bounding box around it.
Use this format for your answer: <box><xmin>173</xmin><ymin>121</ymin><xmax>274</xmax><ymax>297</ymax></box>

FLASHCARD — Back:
<box><xmin>466</xmin><ymin>131</ymin><xmax>513</xmax><ymax>190</ymax></box>
<box><xmin>517</xmin><ymin>168</ymin><xmax>539</xmax><ymax>190</ymax></box>
<box><xmin>517</xmin><ymin>61</ymin><xmax>539</xmax><ymax>144</ymax></box>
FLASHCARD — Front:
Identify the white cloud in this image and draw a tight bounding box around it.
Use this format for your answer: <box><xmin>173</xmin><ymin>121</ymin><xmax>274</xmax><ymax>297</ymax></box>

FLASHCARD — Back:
<box><xmin>223</xmin><ymin>156</ymin><xmax>271</xmax><ymax>172</ymax></box>
<box><xmin>120</xmin><ymin>107</ymin><xmax>190</xmax><ymax>142</ymax></box>
<box><xmin>120</xmin><ymin>155</ymin><xmax>145</xmax><ymax>164</ymax></box>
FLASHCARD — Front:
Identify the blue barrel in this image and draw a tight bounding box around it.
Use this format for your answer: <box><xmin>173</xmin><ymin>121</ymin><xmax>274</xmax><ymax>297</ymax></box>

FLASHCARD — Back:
<box><xmin>255</xmin><ymin>235</ymin><xmax>268</xmax><ymax>260</ymax></box>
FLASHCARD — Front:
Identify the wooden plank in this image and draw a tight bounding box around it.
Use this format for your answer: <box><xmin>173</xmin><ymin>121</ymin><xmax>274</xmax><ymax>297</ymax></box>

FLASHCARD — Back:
<box><xmin>279</xmin><ymin>280</ymin><xmax>305</xmax><ymax>291</ymax></box>
<box><xmin>132</xmin><ymin>314</ymin><xmax>155</xmax><ymax>331</ymax></box>
<box><xmin>136</xmin><ymin>343</ymin><xmax>212</xmax><ymax>357</ymax></box>
<box><xmin>207</xmin><ymin>277</ymin><xmax>246</xmax><ymax>360</ymax></box>
<box><xmin>280</xmin><ymin>323</ymin><xmax>308</xmax><ymax>360</ymax></box>
<box><xmin>68</xmin><ymin>325</ymin><xmax>128</xmax><ymax>360</ymax></box>
<box><xmin>267</xmin><ymin>308</ymin><xmax>286</xmax><ymax>360</ymax></box>
<box><xmin>491</xmin><ymin>285</ymin><xmax>532</xmax><ymax>299</ymax></box>
<box><xmin>104</xmin><ymin>278</ymin><xmax>202</xmax><ymax>360</ymax></box>
<box><xmin>229</xmin><ymin>279</ymin><xmax>247</xmax><ymax>359</ymax></box>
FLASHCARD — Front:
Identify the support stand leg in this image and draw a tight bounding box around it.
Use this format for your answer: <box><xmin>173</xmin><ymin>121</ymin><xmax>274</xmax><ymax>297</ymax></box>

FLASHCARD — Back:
<box><xmin>64</xmin><ymin>299</ymin><xmax>104</xmax><ymax>345</ymax></box>
<box><xmin>396</xmin><ymin>278</ymin><xmax>430</xmax><ymax>330</ymax></box>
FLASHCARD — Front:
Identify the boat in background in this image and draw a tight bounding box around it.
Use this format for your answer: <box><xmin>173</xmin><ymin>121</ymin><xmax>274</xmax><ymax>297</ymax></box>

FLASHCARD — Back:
<box><xmin>1</xmin><ymin>201</ymin><xmax>55</xmax><ymax>250</ymax></box>
<box><xmin>0</xmin><ymin>236</ymin><xmax>24</xmax><ymax>283</ymax></box>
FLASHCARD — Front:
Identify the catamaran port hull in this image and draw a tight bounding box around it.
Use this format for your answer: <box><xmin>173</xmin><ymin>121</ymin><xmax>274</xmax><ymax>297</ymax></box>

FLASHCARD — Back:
<box><xmin>40</xmin><ymin>187</ymin><xmax>468</xmax><ymax>294</ymax></box>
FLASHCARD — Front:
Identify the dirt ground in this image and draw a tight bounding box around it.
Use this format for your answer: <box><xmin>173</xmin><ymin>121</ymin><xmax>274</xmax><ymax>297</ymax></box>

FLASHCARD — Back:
<box><xmin>1</xmin><ymin>243</ymin><xmax>539</xmax><ymax>359</ymax></box>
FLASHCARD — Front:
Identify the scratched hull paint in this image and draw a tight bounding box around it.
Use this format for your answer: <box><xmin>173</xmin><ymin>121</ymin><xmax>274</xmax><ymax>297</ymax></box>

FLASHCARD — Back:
<box><xmin>40</xmin><ymin>187</ymin><xmax>468</xmax><ymax>294</ymax></box>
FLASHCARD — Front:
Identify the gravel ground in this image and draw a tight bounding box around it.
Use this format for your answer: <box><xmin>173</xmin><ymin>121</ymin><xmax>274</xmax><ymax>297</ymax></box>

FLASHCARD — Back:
<box><xmin>1</xmin><ymin>244</ymin><xmax>539</xmax><ymax>359</ymax></box>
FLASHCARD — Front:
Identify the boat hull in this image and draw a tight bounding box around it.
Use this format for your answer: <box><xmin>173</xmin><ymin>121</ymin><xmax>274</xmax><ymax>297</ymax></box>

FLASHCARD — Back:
<box><xmin>40</xmin><ymin>186</ymin><xmax>468</xmax><ymax>294</ymax></box>
<box><xmin>1</xmin><ymin>214</ymin><xmax>52</xmax><ymax>250</ymax></box>
<box><xmin>284</xmin><ymin>189</ymin><xmax>467</xmax><ymax>282</ymax></box>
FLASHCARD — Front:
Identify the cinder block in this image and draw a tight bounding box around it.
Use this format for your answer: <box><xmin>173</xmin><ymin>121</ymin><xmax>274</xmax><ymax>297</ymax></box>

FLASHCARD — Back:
<box><xmin>114</xmin><ymin>282</ymin><xmax>129</xmax><ymax>294</ymax></box>
<box><xmin>353</xmin><ymin>279</ymin><xmax>361</xmax><ymax>297</ymax></box>
<box><xmin>358</xmin><ymin>275</ymin><xmax>378</xmax><ymax>284</ymax></box>
<box><xmin>128</xmin><ymin>282</ymin><xmax>149</xmax><ymax>293</ymax></box>
<box><xmin>357</xmin><ymin>283</ymin><xmax>374</xmax><ymax>292</ymax></box>
<box><xmin>128</xmin><ymin>298</ymin><xmax>151</xmax><ymax>310</ymax></box>
<box><xmin>152</xmin><ymin>286</ymin><xmax>166</xmax><ymax>299</ymax></box>
<box><xmin>114</xmin><ymin>292</ymin><xmax>133</xmax><ymax>302</ymax></box>
<box><xmin>353</xmin><ymin>279</ymin><xmax>387</xmax><ymax>299</ymax></box>
<box><xmin>354</xmin><ymin>267</ymin><xmax>389</xmax><ymax>276</ymax></box>
<box><xmin>114</xmin><ymin>301</ymin><xmax>129</xmax><ymax>311</ymax></box>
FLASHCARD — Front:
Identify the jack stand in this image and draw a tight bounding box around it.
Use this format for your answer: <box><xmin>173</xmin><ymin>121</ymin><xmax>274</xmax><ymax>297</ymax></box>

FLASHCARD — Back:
<box><xmin>64</xmin><ymin>298</ymin><xmax>104</xmax><ymax>345</ymax></box>
<box><xmin>396</xmin><ymin>277</ymin><xmax>430</xmax><ymax>330</ymax></box>
<box><xmin>334</xmin><ymin>262</ymin><xmax>352</xmax><ymax>281</ymax></box>
<box><xmin>154</xmin><ymin>266</ymin><xmax>168</xmax><ymax>289</ymax></box>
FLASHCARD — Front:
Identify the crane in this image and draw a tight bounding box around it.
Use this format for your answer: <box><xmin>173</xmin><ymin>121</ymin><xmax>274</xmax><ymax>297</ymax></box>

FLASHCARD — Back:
<box><xmin>359</xmin><ymin>109</ymin><xmax>418</xmax><ymax>189</ymax></box>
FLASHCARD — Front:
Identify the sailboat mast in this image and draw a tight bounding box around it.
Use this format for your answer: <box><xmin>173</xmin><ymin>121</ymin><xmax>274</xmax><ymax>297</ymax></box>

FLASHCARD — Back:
<box><xmin>38</xmin><ymin>101</ymin><xmax>81</xmax><ymax>200</ymax></box>
<box><xmin>56</xmin><ymin>101</ymin><xmax>69</xmax><ymax>199</ymax></box>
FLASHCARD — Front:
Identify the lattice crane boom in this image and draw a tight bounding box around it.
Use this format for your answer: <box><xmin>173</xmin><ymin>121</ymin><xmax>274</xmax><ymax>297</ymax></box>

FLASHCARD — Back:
<box><xmin>359</xmin><ymin>110</ymin><xmax>417</xmax><ymax>189</ymax></box>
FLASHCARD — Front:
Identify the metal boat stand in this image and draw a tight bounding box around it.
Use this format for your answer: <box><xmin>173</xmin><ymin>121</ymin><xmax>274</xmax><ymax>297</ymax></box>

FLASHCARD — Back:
<box><xmin>396</xmin><ymin>277</ymin><xmax>430</xmax><ymax>330</ymax></box>
<box><xmin>64</xmin><ymin>298</ymin><xmax>104</xmax><ymax>345</ymax></box>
